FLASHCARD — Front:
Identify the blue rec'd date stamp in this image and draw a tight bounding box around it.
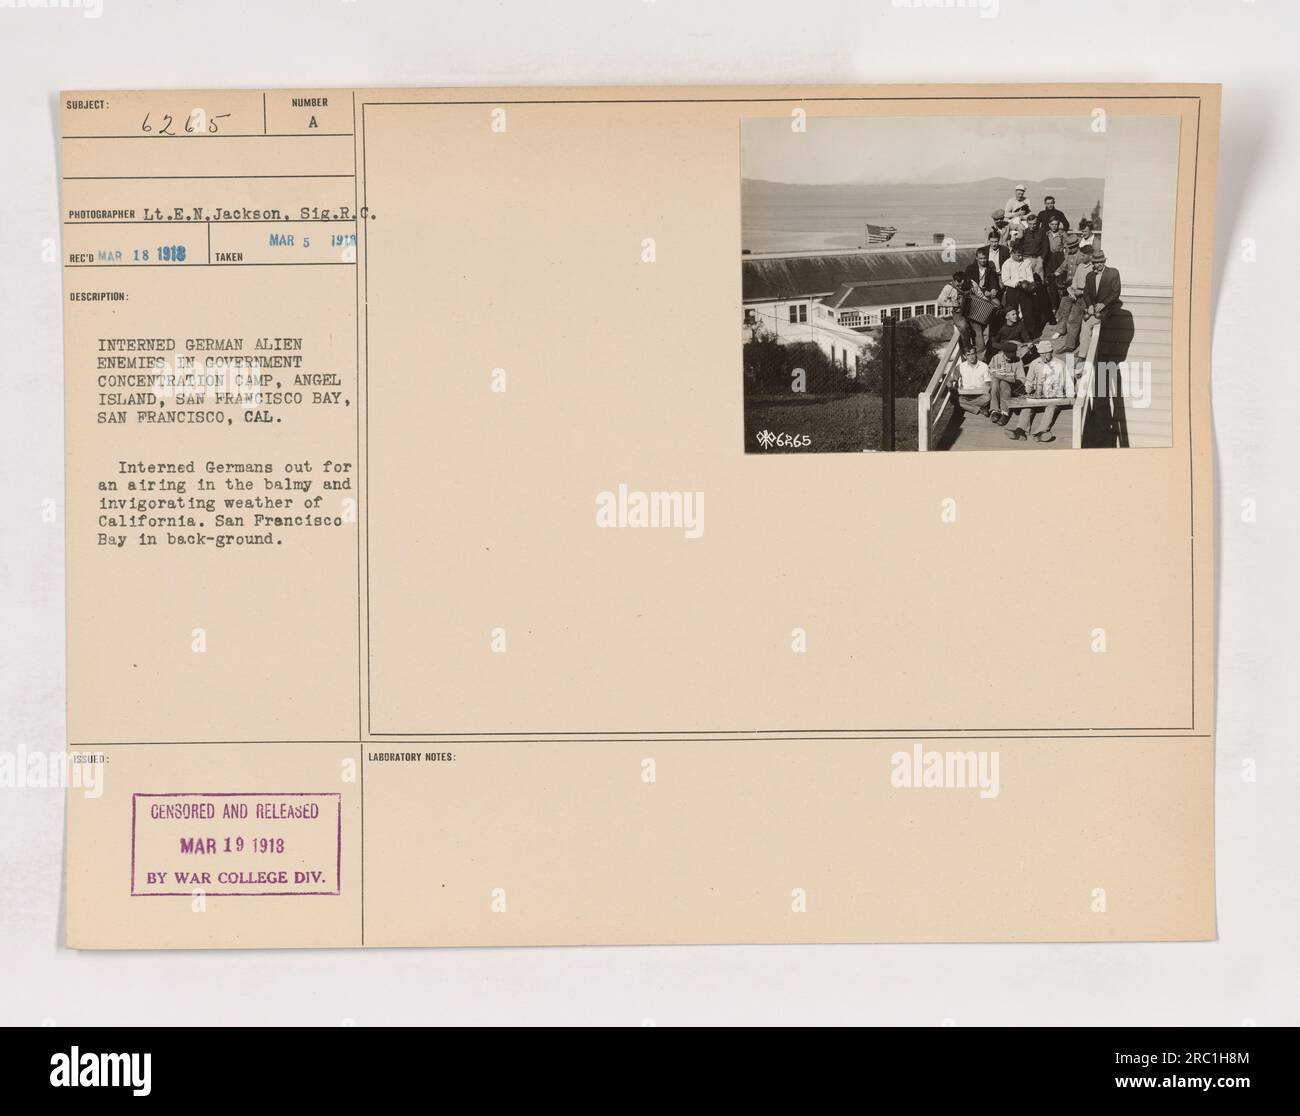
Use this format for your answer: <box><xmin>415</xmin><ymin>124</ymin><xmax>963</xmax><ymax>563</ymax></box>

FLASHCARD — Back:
<box><xmin>130</xmin><ymin>792</ymin><xmax>342</xmax><ymax>897</ymax></box>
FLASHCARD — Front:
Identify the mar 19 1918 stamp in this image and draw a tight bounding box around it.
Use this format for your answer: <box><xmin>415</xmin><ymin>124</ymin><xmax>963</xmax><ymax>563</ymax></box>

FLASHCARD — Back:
<box><xmin>130</xmin><ymin>792</ymin><xmax>341</xmax><ymax>897</ymax></box>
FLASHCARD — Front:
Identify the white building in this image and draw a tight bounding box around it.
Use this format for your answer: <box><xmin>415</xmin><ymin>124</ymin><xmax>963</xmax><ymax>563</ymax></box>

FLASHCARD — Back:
<box><xmin>741</xmin><ymin>243</ymin><xmax>979</xmax><ymax>366</ymax></box>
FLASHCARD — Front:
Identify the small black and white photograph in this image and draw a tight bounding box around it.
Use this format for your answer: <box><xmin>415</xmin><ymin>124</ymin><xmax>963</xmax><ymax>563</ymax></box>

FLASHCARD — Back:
<box><xmin>741</xmin><ymin>113</ymin><xmax>1180</xmax><ymax>452</ymax></box>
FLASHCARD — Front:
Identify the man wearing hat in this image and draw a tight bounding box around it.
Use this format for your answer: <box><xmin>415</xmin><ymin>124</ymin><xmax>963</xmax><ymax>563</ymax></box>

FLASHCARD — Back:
<box><xmin>1076</xmin><ymin>248</ymin><xmax>1122</xmax><ymax>359</ymax></box>
<box><xmin>989</xmin><ymin>209</ymin><xmax>1013</xmax><ymax>247</ymax></box>
<box><xmin>1053</xmin><ymin>231</ymin><xmax>1082</xmax><ymax>290</ymax></box>
<box><xmin>1048</xmin><ymin>284</ymin><xmax>1086</xmax><ymax>356</ymax></box>
<box><xmin>990</xmin><ymin>305</ymin><xmax>1031</xmax><ymax>356</ymax></box>
<box><xmin>1069</xmin><ymin>243</ymin><xmax>1094</xmax><ymax>299</ymax></box>
<box><xmin>1042</xmin><ymin>233</ymin><xmax>1086</xmax><ymax>353</ymax></box>
<box><xmin>987</xmin><ymin>340</ymin><xmax>1021</xmax><ymax>425</ymax></box>
<box><xmin>1004</xmin><ymin>184</ymin><xmax>1032</xmax><ymax>225</ymax></box>
<box><xmin>1007</xmin><ymin>339</ymin><xmax>1069</xmax><ymax>443</ymax></box>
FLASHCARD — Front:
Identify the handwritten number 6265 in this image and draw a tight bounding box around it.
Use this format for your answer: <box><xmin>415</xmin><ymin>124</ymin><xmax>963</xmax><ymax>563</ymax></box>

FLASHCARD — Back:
<box><xmin>140</xmin><ymin>112</ymin><xmax>232</xmax><ymax>136</ymax></box>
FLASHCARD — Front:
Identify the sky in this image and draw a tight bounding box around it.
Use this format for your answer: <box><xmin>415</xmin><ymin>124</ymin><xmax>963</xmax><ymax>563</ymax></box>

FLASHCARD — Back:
<box><xmin>741</xmin><ymin>115</ymin><xmax>1110</xmax><ymax>185</ymax></box>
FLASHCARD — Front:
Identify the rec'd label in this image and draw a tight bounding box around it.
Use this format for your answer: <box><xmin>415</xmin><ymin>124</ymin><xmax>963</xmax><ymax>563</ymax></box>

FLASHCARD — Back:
<box><xmin>131</xmin><ymin>792</ymin><xmax>341</xmax><ymax>897</ymax></box>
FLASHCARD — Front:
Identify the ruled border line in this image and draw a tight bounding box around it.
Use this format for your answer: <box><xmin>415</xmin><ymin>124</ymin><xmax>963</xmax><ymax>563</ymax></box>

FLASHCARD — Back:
<box><xmin>355</xmin><ymin>93</ymin><xmax>1204</xmax><ymax>741</ymax></box>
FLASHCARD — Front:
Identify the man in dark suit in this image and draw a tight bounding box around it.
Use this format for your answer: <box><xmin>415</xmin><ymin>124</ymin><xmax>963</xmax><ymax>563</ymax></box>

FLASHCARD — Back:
<box><xmin>962</xmin><ymin>246</ymin><xmax>1004</xmax><ymax>354</ymax></box>
<box><xmin>1076</xmin><ymin>248</ymin><xmax>1121</xmax><ymax>357</ymax></box>
<box><xmin>981</xmin><ymin>229</ymin><xmax>1010</xmax><ymax>270</ymax></box>
<box><xmin>964</xmin><ymin>245</ymin><xmax>1003</xmax><ymax>295</ymax></box>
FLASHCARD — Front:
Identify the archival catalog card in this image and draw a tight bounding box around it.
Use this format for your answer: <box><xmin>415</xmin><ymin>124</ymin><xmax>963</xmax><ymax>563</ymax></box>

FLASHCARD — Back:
<box><xmin>60</xmin><ymin>84</ymin><xmax>1219</xmax><ymax>948</ymax></box>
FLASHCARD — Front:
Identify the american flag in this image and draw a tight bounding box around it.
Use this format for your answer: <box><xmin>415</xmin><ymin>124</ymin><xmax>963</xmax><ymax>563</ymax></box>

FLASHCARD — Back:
<box><xmin>865</xmin><ymin>223</ymin><xmax>898</xmax><ymax>245</ymax></box>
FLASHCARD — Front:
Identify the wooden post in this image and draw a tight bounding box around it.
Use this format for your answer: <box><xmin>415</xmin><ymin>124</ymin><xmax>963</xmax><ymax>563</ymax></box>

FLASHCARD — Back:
<box><xmin>882</xmin><ymin>316</ymin><xmax>896</xmax><ymax>451</ymax></box>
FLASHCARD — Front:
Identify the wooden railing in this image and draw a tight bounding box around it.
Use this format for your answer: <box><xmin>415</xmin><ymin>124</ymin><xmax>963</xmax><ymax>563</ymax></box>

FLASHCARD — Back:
<box><xmin>917</xmin><ymin>312</ymin><xmax>1105</xmax><ymax>451</ymax></box>
<box><xmin>917</xmin><ymin>332</ymin><xmax>961</xmax><ymax>451</ymax></box>
<box><xmin>1070</xmin><ymin>316</ymin><xmax>1103</xmax><ymax>449</ymax></box>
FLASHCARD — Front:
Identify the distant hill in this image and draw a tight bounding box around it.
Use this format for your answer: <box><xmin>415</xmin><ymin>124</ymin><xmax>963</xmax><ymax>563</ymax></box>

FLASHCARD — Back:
<box><xmin>742</xmin><ymin>177</ymin><xmax>1105</xmax><ymax>254</ymax></box>
<box><xmin>743</xmin><ymin>176</ymin><xmax>1104</xmax><ymax>195</ymax></box>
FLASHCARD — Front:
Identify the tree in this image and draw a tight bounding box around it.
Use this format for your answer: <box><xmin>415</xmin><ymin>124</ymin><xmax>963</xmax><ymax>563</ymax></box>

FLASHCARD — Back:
<box><xmin>859</xmin><ymin>319</ymin><xmax>939</xmax><ymax>398</ymax></box>
<box><xmin>743</xmin><ymin>335</ymin><xmax>847</xmax><ymax>396</ymax></box>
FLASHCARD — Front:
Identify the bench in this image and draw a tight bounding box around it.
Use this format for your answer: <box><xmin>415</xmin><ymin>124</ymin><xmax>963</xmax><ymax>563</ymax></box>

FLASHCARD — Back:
<box><xmin>953</xmin><ymin>385</ymin><xmax>1075</xmax><ymax>409</ymax></box>
<box><xmin>1003</xmin><ymin>395</ymin><xmax>1073</xmax><ymax>409</ymax></box>
<box><xmin>923</xmin><ymin>323</ymin><xmax>1101</xmax><ymax>449</ymax></box>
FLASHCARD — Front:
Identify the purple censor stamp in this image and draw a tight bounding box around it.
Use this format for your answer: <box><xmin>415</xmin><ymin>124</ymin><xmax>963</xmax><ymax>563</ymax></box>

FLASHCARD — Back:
<box><xmin>131</xmin><ymin>792</ymin><xmax>342</xmax><ymax>897</ymax></box>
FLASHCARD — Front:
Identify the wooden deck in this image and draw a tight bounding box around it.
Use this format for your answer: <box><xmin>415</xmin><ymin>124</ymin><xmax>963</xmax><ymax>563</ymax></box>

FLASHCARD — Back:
<box><xmin>937</xmin><ymin>405</ymin><xmax>1074</xmax><ymax>450</ymax></box>
<box><xmin>919</xmin><ymin>288</ymin><xmax>1175</xmax><ymax>451</ymax></box>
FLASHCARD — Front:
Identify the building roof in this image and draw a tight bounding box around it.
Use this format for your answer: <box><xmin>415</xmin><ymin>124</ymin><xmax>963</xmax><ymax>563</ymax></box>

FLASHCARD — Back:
<box><xmin>822</xmin><ymin>277</ymin><xmax>950</xmax><ymax>311</ymax></box>
<box><xmin>741</xmin><ymin>244</ymin><xmax>978</xmax><ymax>302</ymax></box>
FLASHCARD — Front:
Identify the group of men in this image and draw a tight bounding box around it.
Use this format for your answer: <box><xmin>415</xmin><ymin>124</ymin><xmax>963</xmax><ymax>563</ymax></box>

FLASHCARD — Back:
<box><xmin>935</xmin><ymin>184</ymin><xmax>1122</xmax><ymax>443</ymax></box>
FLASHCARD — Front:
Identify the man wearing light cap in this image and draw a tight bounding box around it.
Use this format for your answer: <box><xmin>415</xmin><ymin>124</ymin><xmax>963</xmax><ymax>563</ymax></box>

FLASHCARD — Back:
<box><xmin>1002</xmin><ymin>185</ymin><xmax>1032</xmax><ymax>247</ymax></box>
<box><xmin>1070</xmin><ymin>244</ymin><xmax>1094</xmax><ymax>298</ymax></box>
<box><xmin>1004</xmin><ymin>184</ymin><xmax>1032</xmax><ymax>224</ymax></box>
<box><xmin>1007</xmin><ymin>338</ymin><xmax>1069</xmax><ymax>443</ymax></box>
